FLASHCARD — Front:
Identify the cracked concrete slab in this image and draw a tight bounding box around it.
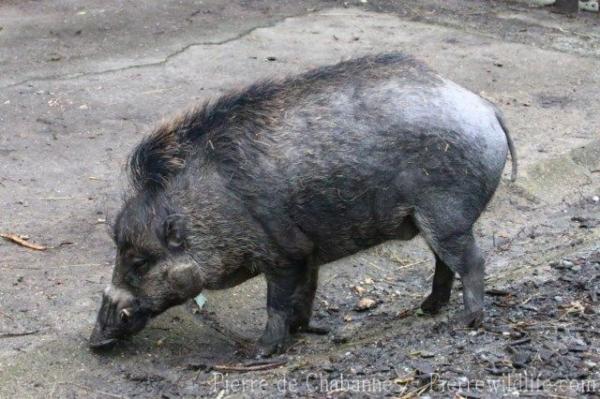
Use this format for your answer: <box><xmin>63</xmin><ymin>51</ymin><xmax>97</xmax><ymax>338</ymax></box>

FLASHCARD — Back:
<box><xmin>0</xmin><ymin>0</ymin><xmax>329</xmax><ymax>88</ymax></box>
<box><xmin>0</xmin><ymin>2</ymin><xmax>598</xmax><ymax>398</ymax></box>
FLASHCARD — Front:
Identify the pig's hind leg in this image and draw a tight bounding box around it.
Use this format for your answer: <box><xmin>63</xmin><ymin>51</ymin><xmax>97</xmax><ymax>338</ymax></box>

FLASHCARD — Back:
<box><xmin>415</xmin><ymin>204</ymin><xmax>485</xmax><ymax>327</ymax></box>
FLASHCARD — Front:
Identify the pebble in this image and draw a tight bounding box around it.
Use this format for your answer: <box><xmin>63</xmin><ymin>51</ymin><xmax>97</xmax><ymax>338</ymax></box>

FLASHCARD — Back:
<box><xmin>511</xmin><ymin>351</ymin><xmax>531</xmax><ymax>368</ymax></box>
<box><xmin>454</xmin><ymin>376</ymin><xmax>469</xmax><ymax>387</ymax></box>
<box><xmin>561</xmin><ymin>260</ymin><xmax>574</xmax><ymax>268</ymax></box>
<box><xmin>355</xmin><ymin>297</ymin><xmax>377</xmax><ymax>311</ymax></box>
<box><xmin>592</xmin><ymin>195</ymin><xmax>599</xmax><ymax>203</ymax></box>
<box><xmin>584</xmin><ymin>360</ymin><xmax>597</xmax><ymax>369</ymax></box>
<box><xmin>353</xmin><ymin>285</ymin><xmax>366</xmax><ymax>295</ymax></box>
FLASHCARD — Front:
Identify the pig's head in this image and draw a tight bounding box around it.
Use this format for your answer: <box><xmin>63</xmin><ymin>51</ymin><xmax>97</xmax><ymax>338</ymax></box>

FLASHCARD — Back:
<box><xmin>90</xmin><ymin>117</ymin><xmax>262</xmax><ymax>349</ymax></box>
<box><xmin>89</xmin><ymin>193</ymin><xmax>203</xmax><ymax>349</ymax></box>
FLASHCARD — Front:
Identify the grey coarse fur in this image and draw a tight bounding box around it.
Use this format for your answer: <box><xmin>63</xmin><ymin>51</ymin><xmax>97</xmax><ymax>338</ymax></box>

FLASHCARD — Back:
<box><xmin>91</xmin><ymin>53</ymin><xmax>517</xmax><ymax>352</ymax></box>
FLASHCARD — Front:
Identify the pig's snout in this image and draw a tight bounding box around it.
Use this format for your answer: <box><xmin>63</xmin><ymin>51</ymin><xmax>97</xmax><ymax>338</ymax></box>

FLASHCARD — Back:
<box><xmin>89</xmin><ymin>286</ymin><xmax>149</xmax><ymax>350</ymax></box>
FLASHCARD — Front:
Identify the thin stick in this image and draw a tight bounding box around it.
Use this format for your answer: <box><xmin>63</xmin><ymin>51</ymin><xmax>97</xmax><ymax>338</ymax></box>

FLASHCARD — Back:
<box><xmin>55</xmin><ymin>382</ymin><xmax>126</xmax><ymax>399</ymax></box>
<box><xmin>0</xmin><ymin>309</ymin><xmax>15</xmax><ymax>320</ymax></box>
<box><xmin>397</xmin><ymin>259</ymin><xmax>428</xmax><ymax>270</ymax></box>
<box><xmin>213</xmin><ymin>358</ymin><xmax>287</xmax><ymax>373</ymax></box>
<box><xmin>0</xmin><ymin>329</ymin><xmax>40</xmax><ymax>338</ymax></box>
<box><xmin>1</xmin><ymin>233</ymin><xmax>47</xmax><ymax>251</ymax></box>
<box><xmin>189</xmin><ymin>305</ymin><xmax>253</xmax><ymax>349</ymax></box>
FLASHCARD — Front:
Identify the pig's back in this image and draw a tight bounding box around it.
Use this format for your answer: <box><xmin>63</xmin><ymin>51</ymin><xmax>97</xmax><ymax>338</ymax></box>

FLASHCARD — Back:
<box><xmin>262</xmin><ymin>69</ymin><xmax>509</xmax><ymax>199</ymax></box>
<box><xmin>204</xmin><ymin>55</ymin><xmax>509</xmax><ymax>257</ymax></box>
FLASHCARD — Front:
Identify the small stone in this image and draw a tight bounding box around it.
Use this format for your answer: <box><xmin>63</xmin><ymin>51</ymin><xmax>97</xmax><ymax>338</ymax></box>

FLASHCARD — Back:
<box><xmin>584</xmin><ymin>360</ymin><xmax>597</xmax><ymax>369</ymax></box>
<box><xmin>327</xmin><ymin>303</ymin><xmax>340</xmax><ymax>313</ymax></box>
<box><xmin>453</xmin><ymin>376</ymin><xmax>469</xmax><ymax>387</ymax></box>
<box><xmin>561</xmin><ymin>260</ymin><xmax>574</xmax><ymax>268</ymax></box>
<box><xmin>568</xmin><ymin>343</ymin><xmax>588</xmax><ymax>352</ymax></box>
<box><xmin>363</xmin><ymin>277</ymin><xmax>374</xmax><ymax>285</ymax></box>
<box><xmin>353</xmin><ymin>285</ymin><xmax>366</xmax><ymax>295</ymax></box>
<box><xmin>554</xmin><ymin>296</ymin><xmax>563</xmax><ymax>303</ymax></box>
<box><xmin>511</xmin><ymin>351</ymin><xmax>531</xmax><ymax>368</ymax></box>
<box><xmin>592</xmin><ymin>195</ymin><xmax>599</xmax><ymax>203</ymax></box>
<box><xmin>355</xmin><ymin>297</ymin><xmax>377</xmax><ymax>311</ymax></box>
<box><xmin>322</xmin><ymin>361</ymin><xmax>335</xmax><ymax>372</ymax></box>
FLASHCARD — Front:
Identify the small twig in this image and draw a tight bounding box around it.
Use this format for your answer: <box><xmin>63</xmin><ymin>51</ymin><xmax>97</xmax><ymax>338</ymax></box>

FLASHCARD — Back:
<box><xmin>397</xmin><ymin>259</ymin><xmax>428</xmax><ymax>270</ymax></box>
<box><xmin>52</xmin><ymin>262</ymin><xmax>110</xmax><ymax>269</ymax></box>
<box><xmin>0</xmin><ymin>309</ymin><xmax>15</xmax><ymax>321</ymax></box>
<box><xmin>0</xmin><ymin>329</ymin><xmax>40</xmax><ymax>338</ymax></box>
<box><xmin>213</xmin><ymin>358</ymin><xmax>287</xmax><ymax>373</ymax></box>
<box><xmin>40</xmin><ymin>196</ymin><xmax>76</xmax><ymax>201</ymax></box>
<box><xmin>55</xmin><ymin>382</ymin><xmax>126</xmax><ymax>399</ymax></box>
<box><xmin>399</xmin><ymin>375</ymin><xmax>437</xmax><ymax>399</ymax></box>
<box><xmin>4</xmin><ymin>262</ymin><xmax>110</xmax><ymax>270</ymax></box>
<box><xmin>1</xmin><ymin>233</ymin><xmax>47</xmax><ymax>251</ymax></box>
<box><xmin>368</xmin><ymin>261</ymin><xmax>385</xmax><ymax>272</ymax></box>
<box><xmin>188</xmin><ymin>304</ymin><xmax>253</xmax><ymax>349</ymax></box>
<box><xmin>396</xmin><ymin>307</ymin><xmax>416</xmax><ymax>319</ymax></box>
<box><xmin>485</xmin><ymin>288</ymin><xmax>511</xmax><ymax>297</ymax></box>
<box><xmin>509</xmin><ymin>337</ymin><xmax>532</xmax><ymax>346</ymax></box>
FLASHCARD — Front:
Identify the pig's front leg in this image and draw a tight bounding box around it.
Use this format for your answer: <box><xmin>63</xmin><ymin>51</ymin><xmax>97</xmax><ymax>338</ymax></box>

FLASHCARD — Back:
<box><xmin>289</xmin><ymin>262</ymin><xmax>329</xmax><ymax>335</ymax></box>
<box><xmin>257</xmin><ymin>268</ymin><xmax>304</xmax><ymax>356</ymax></box>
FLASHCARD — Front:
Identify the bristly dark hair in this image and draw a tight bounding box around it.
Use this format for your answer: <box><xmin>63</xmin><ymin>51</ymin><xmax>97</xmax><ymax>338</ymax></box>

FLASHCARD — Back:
<box><xmin>128</xmin><ymin>110</ymin><xmax>200</xmax><ymax>193</ymax></box>
<box><xmin>127</xmin><ymin>52</ymin><xmax>421</xmax><ymax>193</ymax></box>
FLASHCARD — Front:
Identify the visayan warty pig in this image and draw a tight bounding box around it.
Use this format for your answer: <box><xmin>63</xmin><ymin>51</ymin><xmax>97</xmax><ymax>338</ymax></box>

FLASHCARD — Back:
<box><xmin>89</xmin><ymin>53</ymin><xmax>517</xmax><ymax>355</ymax></box>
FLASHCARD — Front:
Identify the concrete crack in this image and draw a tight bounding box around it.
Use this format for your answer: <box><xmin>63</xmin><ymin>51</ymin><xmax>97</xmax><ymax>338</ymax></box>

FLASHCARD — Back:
<box><xmin>0</xmin><ymin>13</ymin><xmax>310</xmax><ymax>91</ymax></box>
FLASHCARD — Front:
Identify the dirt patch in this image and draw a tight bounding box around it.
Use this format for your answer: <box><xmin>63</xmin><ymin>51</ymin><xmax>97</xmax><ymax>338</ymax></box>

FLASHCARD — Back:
<box><xmin>156</xmin><ymin>250</ymin><xmax>600</xmax><ymax>398</ymax></box>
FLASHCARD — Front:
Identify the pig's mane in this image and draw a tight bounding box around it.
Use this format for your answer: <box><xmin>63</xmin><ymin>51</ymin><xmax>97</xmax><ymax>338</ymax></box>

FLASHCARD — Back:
<box><xmin>128</xmin><ymin>52</ymin><xmax>421</xmax><ymax>192</ymax></box>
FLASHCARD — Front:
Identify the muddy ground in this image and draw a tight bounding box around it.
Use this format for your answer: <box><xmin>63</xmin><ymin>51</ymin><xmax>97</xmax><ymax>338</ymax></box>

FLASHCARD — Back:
<box><xmin>0</xmin><ymin>0</ymin><xmax>599</xmax><ymax>398</ymax></box>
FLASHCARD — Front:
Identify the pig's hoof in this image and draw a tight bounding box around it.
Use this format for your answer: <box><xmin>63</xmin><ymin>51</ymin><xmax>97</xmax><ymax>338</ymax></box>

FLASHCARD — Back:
<box><xmin>254</xmin><ymin>342</ymin><xmax>283</xmax><ymax>358</ymax></box>
<box><xmin>420</xmin><ymin>294</ymin><xmax>450</xmax><ymax>314</ymax></box>
<box><xmin>455</xmin><ymin>309</ymin><xmax>484</xmax><ymax>328</ymax></box>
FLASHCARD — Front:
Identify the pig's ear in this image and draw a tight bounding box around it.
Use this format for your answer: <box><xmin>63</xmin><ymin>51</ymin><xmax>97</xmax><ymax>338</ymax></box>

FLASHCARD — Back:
<box><xmin>161</xmin><ymin>214</ymin><xmax>187</xmax><ymax>252</ymax></box>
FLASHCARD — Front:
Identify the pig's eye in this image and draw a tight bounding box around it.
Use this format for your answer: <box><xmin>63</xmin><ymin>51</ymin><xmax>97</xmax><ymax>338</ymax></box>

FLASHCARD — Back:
<box><xmin>130</xmin><ymin>257</ymin><xmax>146</xmax><ymax>268</ymax></box>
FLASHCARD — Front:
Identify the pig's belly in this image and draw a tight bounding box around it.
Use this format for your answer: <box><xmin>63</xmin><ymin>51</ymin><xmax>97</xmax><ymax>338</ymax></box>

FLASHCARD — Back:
<box><xmin>303</xmin><ymin>213</ymin><xmax>418</xmax><ymax>263</ymax></box>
